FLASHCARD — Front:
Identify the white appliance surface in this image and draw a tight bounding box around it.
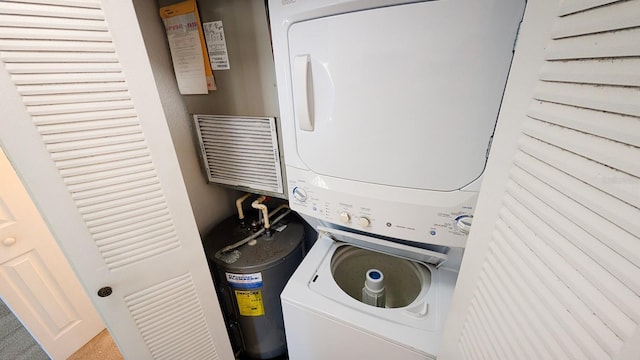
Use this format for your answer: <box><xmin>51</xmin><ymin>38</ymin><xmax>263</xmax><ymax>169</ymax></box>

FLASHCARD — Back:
<box><xmin>287</xmin><ymin>166</ymin><xmax>477</xmax><ymax>248</ymax></box>
<box><xmin>281</xmin><ymin>234</ymin><xmax>458</xmax><ymax>359</ymax></box>
<box><xmin>269</xmin><ymin>0</ymin><xmax>524</xmax><ymax>358</ymax></box>
<box><xmin>270</xmin><ymin>0</ymin><xmax>525</xmax><ymax>246</ymax></box>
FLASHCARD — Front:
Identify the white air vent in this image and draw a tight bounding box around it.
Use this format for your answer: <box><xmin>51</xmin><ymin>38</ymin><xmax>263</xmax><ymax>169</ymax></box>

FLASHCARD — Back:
<box><xmin>193</xmin><ymin>115</ymin><xmax>284</xmax><ymax>195</ymax></box>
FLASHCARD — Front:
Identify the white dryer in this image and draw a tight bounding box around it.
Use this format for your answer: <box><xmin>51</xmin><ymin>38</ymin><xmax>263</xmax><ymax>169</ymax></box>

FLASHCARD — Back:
<box><xmin>268</xmin><ymin>0</ymin><xmax>525</xmax><ymax>358</ymax></box>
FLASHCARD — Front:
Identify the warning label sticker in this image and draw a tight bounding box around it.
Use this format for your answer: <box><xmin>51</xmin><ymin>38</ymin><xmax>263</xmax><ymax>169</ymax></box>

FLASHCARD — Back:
<box><xmin>226</xmin><ymin>272</ymin><xmax>263</xmax><ymax>289</ymax></box>
<box><xmin>234</xmin><ymin>289</ymin><xmax>265</xmax><ymax>317</ymax></box>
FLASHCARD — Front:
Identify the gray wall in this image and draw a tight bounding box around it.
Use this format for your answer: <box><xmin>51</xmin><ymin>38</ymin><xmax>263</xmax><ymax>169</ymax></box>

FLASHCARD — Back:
<box><xmin>132</xmin><ymin>0</ymin><xmax>241</xmax><ymax>234</ymax></box>
<box><xmin>189</xmin><ymin>0</ymin><xmax>288</xmax><ymax>199</ymax></box>
<box><xmin>176</xmin><ymin>0</ymin><xmax>280</xmax><ymax>118</ymax></box>
<box><xmin>156</xmin><ymin>0</ymin><xmax>280</xmax><ymax>118</ymax></box>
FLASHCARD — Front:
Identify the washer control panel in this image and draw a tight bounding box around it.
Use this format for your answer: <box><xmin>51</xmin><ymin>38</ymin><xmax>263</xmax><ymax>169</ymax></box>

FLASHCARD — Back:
<box><xmin>287</xmin><ymin>170</ymin><xmax>478</xmax><ymax>248</ymax></box>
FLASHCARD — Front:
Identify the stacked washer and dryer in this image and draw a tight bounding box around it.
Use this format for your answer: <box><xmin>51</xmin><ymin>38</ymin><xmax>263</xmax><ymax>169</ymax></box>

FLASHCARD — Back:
<box><xmin>268</xmin><ymin>0</ymin><xmax>525</xmax><ymax>358</ymax></box>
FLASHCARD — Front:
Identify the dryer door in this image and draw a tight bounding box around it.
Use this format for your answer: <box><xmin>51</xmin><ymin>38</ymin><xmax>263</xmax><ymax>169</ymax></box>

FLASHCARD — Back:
<box><xmin>287</xmin><ymin>0</ymin><xmax>524</xmax><ymax>191</ymax></box>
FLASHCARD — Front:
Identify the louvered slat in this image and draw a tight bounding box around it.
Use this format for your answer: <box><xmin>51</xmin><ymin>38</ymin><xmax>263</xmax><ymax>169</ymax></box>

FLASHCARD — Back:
<box><xmin>89</xmin><ymin>206</ymin><xmax>169</xmax><ymax>234</ymax></box>
<box><xmin>502</xmin><ymin>189</ymin><xmax>636</xmax><ymax>341</ymax></box>
<box><xmin>478</xmin><ymin>261</ymin><xmax>555</xmax><ymax>359</ymax></box>
<box><xmin>0</xmin><ymin>14</ymin><xmax>106</xmax><ymax>31</ymax></box>
<box><xmin>55</xmin><ymin>149</ymin><xmax>151</xmax><ymax>171</ymax></box>
<box><xmin>92</xmin><ymin>214</ymin><xmax>172</xmax><ymax>242</ymax></box>
<box><xmin>42</xmin><ymin>126</ymin><xmax>140</xmax><ymax>145</ymax></box>
<box><xmin>468</xmin><ymin>300</ymin><xmax>510</xmax><ymax>359</ymax></box>
<box><xmin>39</xmin><ymin>117</ymin><xmax>140</xmax><ymax>135</ymax></box>
<box><xmin>458</xmin><ymin>1</ymin><xmax>640</xmax><ymax>359</ymax></box>
<box><xmin>99</xmin><ymin>227</ymin><xmax>174</xmax><ymax>253</ymax></box>
<box><xmin>48</xmin><ymin>141</ymin><xmax>148</xmax><ymax>162</ymax></box>
<box><xmin>84</xmin><ymin>199</ymin><xmax>166</xmax><ymax>228</ymax></box>
<box><xmin>1</xmin><ymin>51</ymin><xmax>117</xmax><ymax>63</ymax></box>
<box><xmin>29</xmin><ymin>100</ymin><xmax>133</xmax><ymax>117</ymax></box>
<box><xmin>518</xmin><ymin>137</ymin><xmax>640</xmax><ymax>210</ymax></box>
<box><xmin>485</xmin><ymin>251</ymin><xmax>569</xmax><ymax>359</ymax></box>
<box><xmin>0</xmin><ymin>39</ymin><xmax>114</xmax><ymax>52</ymax></box>
<box><xmin>193</xmin><ymin>115</ymin><xmax>284</xmax><ymax>195</ymax></box>
<box><xmin>514</xmin><ymin>150</ymin><xmax>640</xmax><ymax>237</ymax></box>
<box><xmin>522</xmin><ymin>120</ymin><xmax>640</xmax><ymax>176</ymax></box>
<box><xmin>13</xmin><ymin>72</ymin><xmax>123</xmax><ymax>85</ymax></box>
<box><xmin>489</xmin><ymin>231</ymin><xmax>594</xmax><ymax>359</ymax></box>
<box><xmin>69</xmin><ymin>174</ymin><xmax>159</xmax><ymax>201</ymax></box>
<box><xmin>92</xmin><ymin>222</ymin><xmax>173</xmax><ymax>249</ymax></box>
<box><xmin>527</xmin><ymin>101</ymin><xmax>640</xmax><ymax>147</ymax></box>
<box><xmin>533</xmin><ymin>82</ymin><xmax>640</xmax><ymax>117</ymax></box>
<box><xmin>558</xmin><ymin>0</ymin><xmax>624</xmax><ymax>16</ymax></box>
<box><xmin>125</xmin><ymin>274</ymin><xmax>218</xmax><ymax>360</ymax></box>
<box><xmin>60</xmin><ymin>157</ymin><xmax>152</xmax><ymax>181</ymax></box>
<box><xmin>0</xmin><ymin>27</ymin><xmax>111</xmax><ymax>41</ymax></box>
<box><xmin>4</xmin><ymin>0</ymin><xmax>101</xmax><ymax>9</ymax></box>
<box><xmin>539</xmin><ymin>58</ymin><xmax>640</xmax><ymax>87</ymax></box>
<box><xmin>6</xmin><ymin>62</ymin><xmax>122</xmax><ymax>74</ymax></box>
<box><xmin>24</xmin><ymin>92</ymin><xmax>131</xmax><ymax>108</ymax></box>
<box><xmin>30</xmin><ymin>109</ymin><xmax>136</xmax><ymax>124</ymax></box>
<box><xmin>545</xmin><ymin>27</ymin><xmax>640</xmax><ymax>60</ymax></box>
<box><xmin>553</xmin><ymin>0</ymin><xmax>640</xmax><ymax>38</ymax></box>
<box><xmin>473</xmin><ymin>279</ymin><xmax>536</xmax><ymax>359</ymax></box>
<box><xmin>0</xmin><ymin>2</ymin><xmax>103</xmax><ymax>19</ymax></box>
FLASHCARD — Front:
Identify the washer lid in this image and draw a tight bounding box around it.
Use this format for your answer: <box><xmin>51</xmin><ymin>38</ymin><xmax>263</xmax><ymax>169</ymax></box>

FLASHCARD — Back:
<box><xmin>318</xmin><ymin>227</ymin><xmax>448</xmax><ymax>267</ymax></box>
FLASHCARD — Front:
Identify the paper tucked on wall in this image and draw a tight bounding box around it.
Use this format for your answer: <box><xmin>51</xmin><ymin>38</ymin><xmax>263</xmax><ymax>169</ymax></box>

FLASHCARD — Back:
<box><xmin>203</xmin><ymin>21</ymin><xmax>230</xmax><ymax>70</ymax></box>
<box><xmin>160</xmin><ymin>0</ymin><xmax>216</xmax><ymax>94</ymax></box>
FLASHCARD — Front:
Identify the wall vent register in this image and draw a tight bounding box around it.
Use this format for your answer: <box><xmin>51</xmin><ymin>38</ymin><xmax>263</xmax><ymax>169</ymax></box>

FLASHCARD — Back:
<box><xmin>193</xmin><ymin>115</ymin><xmax>284</xmax><ymax>196</ymax></box>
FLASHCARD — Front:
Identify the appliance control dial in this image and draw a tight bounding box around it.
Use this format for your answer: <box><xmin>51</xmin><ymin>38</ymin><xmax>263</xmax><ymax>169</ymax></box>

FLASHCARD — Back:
<box><xmin>454</xmin><ymin>215</ymin><xmax>474</xmax><ymax>233</ymax></box>
<box><xmin>358</xmin><ymin>217</ymin><xmax>371</xmax><ymax>227</ymax></box>
<box><xmin>292</xmin><ymin>186</ymin><xmax>308</xmax><ymax>202</ymax></box>
<box><xmin>339</xmin><ymin>212</ymin><xmax>351</xmax><ymax>223</ymax></box>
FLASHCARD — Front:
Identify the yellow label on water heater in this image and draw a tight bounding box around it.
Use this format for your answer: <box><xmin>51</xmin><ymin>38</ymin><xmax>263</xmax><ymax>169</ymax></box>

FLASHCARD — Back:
<box><xmin>234</xmin><ymin>289</ymin><xmax>265</xmax><ymax>316</ymax></box>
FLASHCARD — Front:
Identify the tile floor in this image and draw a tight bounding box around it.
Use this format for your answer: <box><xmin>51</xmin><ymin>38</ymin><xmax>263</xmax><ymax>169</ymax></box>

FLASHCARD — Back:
<box><xmin>67</xmin><ymin>330</ymin><xmax>123</xmax><ymax>360</ymax></box>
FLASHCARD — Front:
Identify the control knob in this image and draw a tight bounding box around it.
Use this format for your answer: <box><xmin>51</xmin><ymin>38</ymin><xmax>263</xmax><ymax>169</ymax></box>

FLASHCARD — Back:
<box><xmin>292</xmin><ymin>186</ymin><xmax>308</xmax><ymax>202</ymax></box>
<box><xmin>339</xmin><ymin>212</ymin><xmax>351</xmax><ymax>223</ymax></box>
<box><xmin>454</xmin><ymin>215</ymin><xmax>473</xmax><ymax>233</ymax></box>
<box><xmin>358</xmin><ymin>217</ymin><xmax>371</xmax><ymax>227</ymax></box>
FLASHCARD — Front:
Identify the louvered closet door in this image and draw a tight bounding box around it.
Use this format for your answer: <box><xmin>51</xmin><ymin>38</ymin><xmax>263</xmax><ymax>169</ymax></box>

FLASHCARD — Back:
<box><xmin>0</xmin><ymin>1</ymin><xmax>233</xmax><ymax>359</ymax></box>
<box><xmin>440</xmin><ymin>1</ymin><xmax>640</xmax><ymax>359</ymax></box>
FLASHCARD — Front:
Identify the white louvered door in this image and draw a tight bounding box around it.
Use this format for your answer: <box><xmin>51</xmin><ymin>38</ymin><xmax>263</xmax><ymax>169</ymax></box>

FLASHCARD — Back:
<box><xmin>0</xmin><ymin>1</ymin><xmax>233</xmax><ymax>359</ymax></box>
<box><xmin>441</xmin><ymin>1</ymin><xmax>640</xmax><ymax>359</ymax></box>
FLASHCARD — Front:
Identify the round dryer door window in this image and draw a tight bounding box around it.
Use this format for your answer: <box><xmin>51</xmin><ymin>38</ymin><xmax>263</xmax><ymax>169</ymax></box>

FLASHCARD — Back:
<box><xmin>330</xmin><ymin>245</ymin><xmax>431</xmax><ymax>308</ymax></box>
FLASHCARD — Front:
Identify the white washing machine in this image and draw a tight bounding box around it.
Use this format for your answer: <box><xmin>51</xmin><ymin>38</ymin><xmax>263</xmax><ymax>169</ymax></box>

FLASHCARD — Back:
<box><xmin>283</xmin><ymin>226</ymin><xmax>458</xmax><ymax>359</ymax></box>
<box><xmin>267</xmin><ymin>0</ymin><xmax>525</xmax><ymax>358</ymax></box>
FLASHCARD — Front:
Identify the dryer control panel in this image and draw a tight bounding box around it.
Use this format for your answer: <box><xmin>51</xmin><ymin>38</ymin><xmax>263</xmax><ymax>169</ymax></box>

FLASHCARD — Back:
<box><xmin>287</xmin><ymin>167</ymin><xmax>478</xmax><ymax>248</ymax></box>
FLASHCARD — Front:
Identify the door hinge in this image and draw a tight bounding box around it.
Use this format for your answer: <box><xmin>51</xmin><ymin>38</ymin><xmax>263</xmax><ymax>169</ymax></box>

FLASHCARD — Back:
<box><xmin>486</xmin><ymin>136</ymin><xmax>494</xmax><ymax>159</ymax></box>
<box><xmin>513</xmin><ymin>19</ymin><xmax>523</xmax><ymax>52</ymax></box>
